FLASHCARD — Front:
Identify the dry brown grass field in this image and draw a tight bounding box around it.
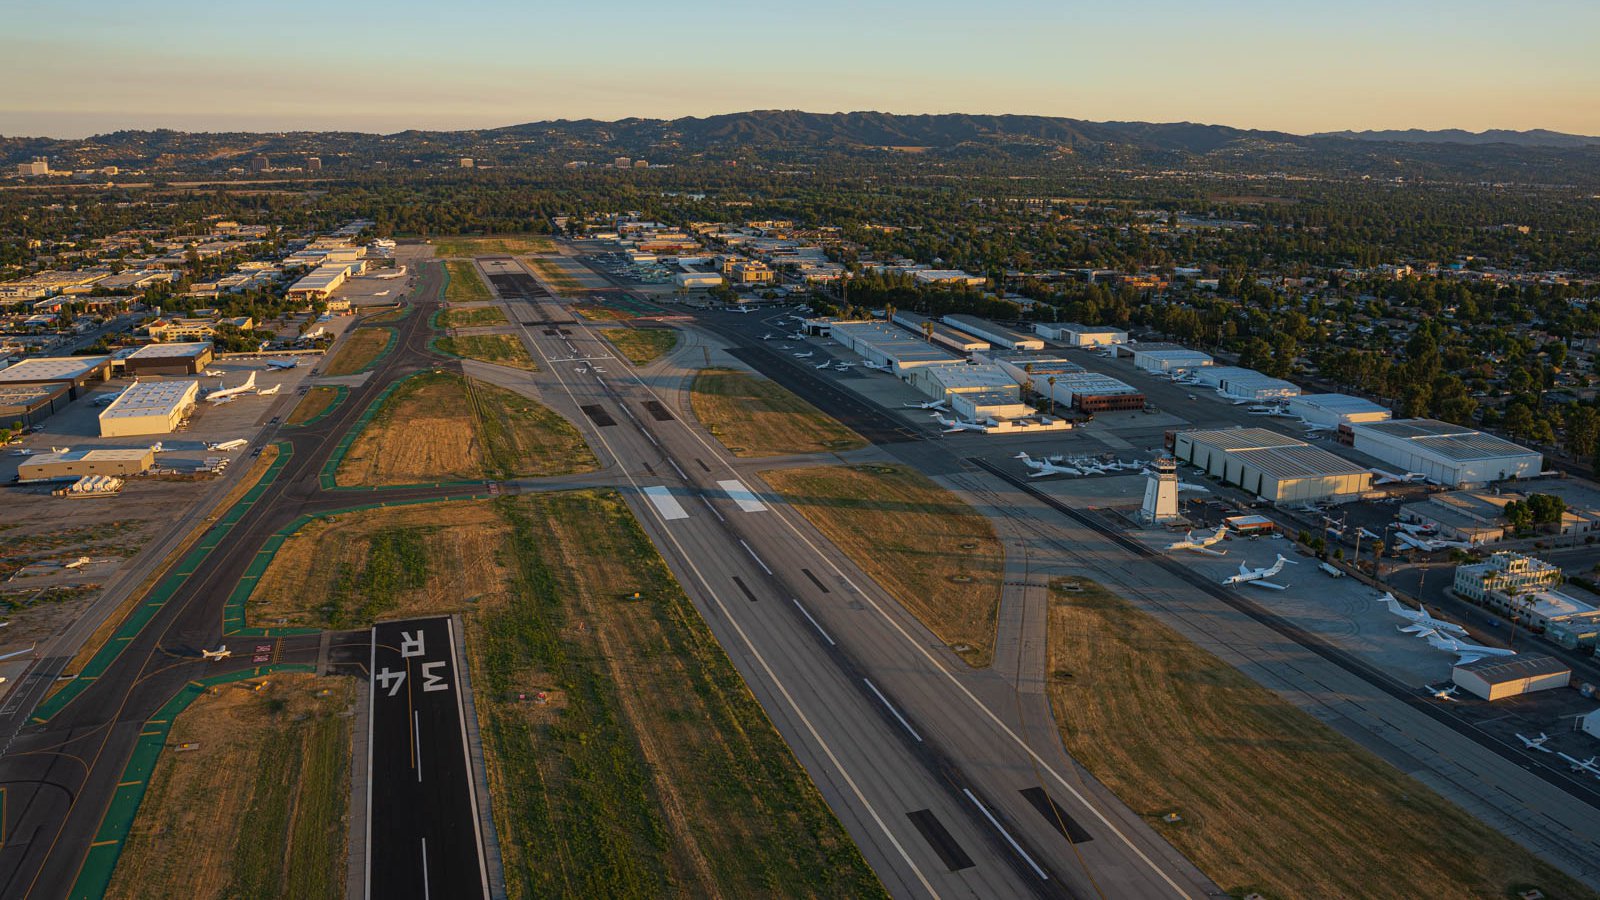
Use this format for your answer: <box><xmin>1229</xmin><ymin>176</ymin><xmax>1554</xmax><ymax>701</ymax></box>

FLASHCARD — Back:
<box><xmin>689</xmin><ymin>368</ymin><xmax>865</xmax><ymax>457</ymax></box>
<box><xmin>602</xmin><ymin>328</ymin><xmax>677</xmax><ymax>365</ymax></box>
<box><xmin>1045</xmin><ymin>578</ymin><xmax>1595</xmax><ymax>900</ymax></box>
<box><xmin>432</xmin><ymin>235</ymin><xmax>555</xmax><ymax>257</ymax></box>
<box><xmin>285</xmin><ymin>386</ymin><xmax>339</xmax><ymax>424</ymax></box>
<box><xmin>760</xmin><ymin>464</ymin><xmax>1002</xmax><ymax>665</ymax></box>
<box><xmin>434</xmin><ymin>333</ymin><xmax>538</xmax><ymax>370</ymax></box>
<box><xmin>439</xmin><ymin>305</ymin><xmax>506</xmax><ymax>327</ymax></box>
<box><xmin>320</xmin><ymin>328</ymin><xmax>390</xmax><ymax>376</ymax></box>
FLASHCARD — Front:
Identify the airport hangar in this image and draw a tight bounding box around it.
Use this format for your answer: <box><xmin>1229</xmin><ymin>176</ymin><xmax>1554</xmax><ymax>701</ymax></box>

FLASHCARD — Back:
<box><xmin>1172</xmin><ymin>427</ymin><xmax>1373</xmax><ymax>504</ymax></box>
<box><xmin>0</xmin><ymin>355</ymin><xmax>112</xmax><ymax>400</ymax></box>
<box><xmin>977</xmin><ymin>349</ymin><xmax>1145</xmax><ymax>412</ymax></box>
<box><xmin>1285</xmin><ymin>393</ymin><xmax>1392</xmax><ymax>428</ymax></box>
<box><xmin>18</xmin><ymin>447</ymin><xmax>155</xmax><ymax>481</ymax></box>
<box><xmin>826</xmin><ymin>319</ymin><xmax>965</xmax><ymax>375</ymax></box>
<box><xmin>890</xmin><ymin>310</ymin><xmax>992</xmax><ymax>354</ymax></box>
<box><xmin>1033</xmin><ymin>322</ymin><xmax>1128</xmax><ymax>347</ymax></box>
<box><xmin>1130</xmin><ymin>344</ymin><xmax>1214</xmax><ymax>372</ymax></box>
<box><xmin>0</xmin><ymin>383</ymin><xmax>71</xmax><ymax>428</ymax></box>
<box><xmin>122</xmin><ymin>341</ymin><xmax>214</xmax><ymax>376</ymax></box>
<box><xmin>1348</xmin><ymin>418</ymin><xmax>1542</xmax><ymax>487</ymax></box>
<box><xmin>1192</xmin><ymin>366</ymin><xmax>1300</xmax><ymax>400</ymax></box>
<box><xmin>940</xmin><ymin>314</ymin><xmax>1045</xmax><ymax>351</ymax></box>
<box><xmin>98</xmin><ymin>379</ymin><xmax>198</xmax><ymax>437</ymax></box>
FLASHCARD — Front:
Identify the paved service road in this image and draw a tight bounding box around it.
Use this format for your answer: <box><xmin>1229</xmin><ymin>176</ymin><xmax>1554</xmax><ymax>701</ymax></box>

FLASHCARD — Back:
<box><xmin>367</xmin><ymin>617</ymin><xmax>489</xmax><ymax>900</ymax></box>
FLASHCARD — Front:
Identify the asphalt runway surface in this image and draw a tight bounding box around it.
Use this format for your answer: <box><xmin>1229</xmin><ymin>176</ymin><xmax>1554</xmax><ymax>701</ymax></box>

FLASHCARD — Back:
<box><xmin>0</xmin><ymin>261</ymin><xmax>495</xmax><ymax>898</ymax></box>
<box><xmin>367</xmin><ymin>617</ymin><xmax>489</xmax><ymax>900</ymax></box>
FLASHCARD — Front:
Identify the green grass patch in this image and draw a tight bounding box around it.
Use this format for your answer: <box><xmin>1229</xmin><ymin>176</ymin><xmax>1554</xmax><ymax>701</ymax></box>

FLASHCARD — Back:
<box><xmin>690</xmin><ymin>368</ymin><xmax>867</xmax><ymax>456</ymax></box>
<box><xmin>440</xmin><ymin>305</ymin><xmax>507</xmax><ymax>328</ymax></box>
<box><xmin>602</xmin><ymin>328</ymin><xmax>677</xmax><ymax>366</ymax></box>
<box><xmin>432</xmin><ymin>234</ymin><xmax>555</xmax><ymax>257</ymax></box>
<box><xmin>444</xmin><ymin>260</ymin><xmax>494</xmax><ymax>303</ymax></box>
<box><xmin>321</xmin><ymin>527</ymin><xmax>430</xmax><ymax>628</ymax></box>
<box><xmin>434</xmin><ymin>333</ymin><xmax>538</xmax><ymax>371</ymax></box>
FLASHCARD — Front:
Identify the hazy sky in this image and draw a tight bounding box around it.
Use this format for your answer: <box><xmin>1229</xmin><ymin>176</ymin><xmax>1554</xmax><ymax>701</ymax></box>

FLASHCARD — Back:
<box><xmin>5</xmin><ymin>0</ymin><xmax>1598</xmax><ymax>138</ymax></box>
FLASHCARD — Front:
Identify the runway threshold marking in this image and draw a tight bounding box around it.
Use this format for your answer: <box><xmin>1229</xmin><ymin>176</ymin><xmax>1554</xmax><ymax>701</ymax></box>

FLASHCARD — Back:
<box><xmin>716</xmin><ymin>479</ymin><xmax>768</xmax><ymax>513</ymax></box>
<box><xmin>643</xmin><ymin>486</ymin><xmax>691</xmax><ymax>521</ymax></box>
<box><xmin>906</xmin><ymin>809</ymin><xmax>975</xmax><ymax>872</ymax></box>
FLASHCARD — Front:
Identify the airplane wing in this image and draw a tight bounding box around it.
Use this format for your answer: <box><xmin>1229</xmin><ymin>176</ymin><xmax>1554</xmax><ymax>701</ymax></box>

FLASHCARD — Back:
<box><xmin>1237</xmin><ymin>562</ymin><xmax>1251</xmax><ymax>577</ymax></box>
<box><xmin>1247</xmin><ymin>580</ymin><xmax>1288</xmax><ymax>591</ymax></box>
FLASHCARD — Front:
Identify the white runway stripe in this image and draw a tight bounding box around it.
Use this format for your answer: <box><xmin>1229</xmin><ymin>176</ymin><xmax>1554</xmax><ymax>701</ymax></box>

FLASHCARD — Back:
<box><xmin>643</xmin><ymin>485</ymin><xmax>690</xmax><ymax>520</ymax></box>
<box><xmin>717</xmin><ymin>479</ymin><xmax>768</xmax><ymax>513</ymax></box>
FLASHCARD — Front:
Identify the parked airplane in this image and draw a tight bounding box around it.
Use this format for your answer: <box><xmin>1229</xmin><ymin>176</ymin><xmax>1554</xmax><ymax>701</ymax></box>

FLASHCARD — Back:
<box><xmin>1557</xmin><ymin>752</ymin><xmax>1600</xmax><ymax>776</ymax></box>
<box><xmin>904</xmin><ymin>399</ymin><xmax>949</xmax><ymax>411</ymax></box>
<box><xmin>1397</xmin><ymin>522</ymin><xmax>1438</xmax><ymax>536</ymax></box>
<box><xmin>63</xmin><ymin>556</ymin><xmax>92</xmax><ymax>569</ymax></box>
<box><xmin>1423</xmin><ymin>631</ymin><xmax>1517</xmax><ymax>666</ymax></box>
<box><xmin>1246</xmin><ymin>405</ymin><xmax>1276</xmax><ymax>415</ymax></box>
<box><xmin>9</xmin><ymin>449</ymin><xmax>31</xmax><ymax>457</ymax></box>
<box><xmin>0</xmin><ymin>645</ymin><xmax>35</xmax><ymax>663</ymax></box>
<box><xmin>148</xmin><ymin>442</ymin><xmax>164</xmax><ymax>453</ymax></box>
<box><xmin>931</xmin><ymin>414</ymin><xmax>988</xmax><ymax>434</ymax></box>
<box><xmin>1377</xmin><ymin>592</ymin><xmax>1469</xmax><ymax>637</ymax></box>
<box><xmin>201</xmin><ymin>646</ymin><xmax>232</xmax><ymax>661</ymax></box>
<box><xmin>787</xmin><ymin>331</ymin><xmax>807</xmax><ymax>340</ymax></box>
<box><xmin>1424</xmin><ymin>684</ymin><xmax>1459</xmax><ymax>701</ymax></box>
<box><xmin>266</xmin><ymin>358</ymin><xmax>299</xmax><ymax>370</ymax></box>
<box><xmin>760</xmin><ymin>333</ymin><xmax>776</xmax><ymax>340</ymax></box>
<box><xmin>1371</xmin><ymin>468</ymin><xmax>1427</xmax><ymax>485</ymax></box>
<box><xmin>793</xmin><ymin>351</ymin><xmax>814</xmax><ymax>359</ymax></box>
<box><xmin>1358</xmin><ymin>527</ymin><xmax>1383</xmax><ymax>541</ymax></box>
<box><xmin>1394</xmin><ymin>531</ymin><xmax>1474</xmax><ymax>553</ymax></box>
<box><xmin>861</xmin><ymin>361</ymin><xmax>891</xmax><ymax>372</ymax></box>
<box><xmin>258</xmin><ymin>384</ymin><xmax>282</xmax><ymax>396</ymax></box>
<box><xmin>375</xmin><ymin>265</ymin><xmax>407</xmax><ymax>279</ymax></box>
<box><xmin>203</xmin><ymin>369</ymin><xmax>225</xmax><ymax>377</ymax></box>
<box><xmin>1166</xmin><ymin>525</ymin><xmax>1229</xmax><ymax>556</ymax></box>
<box><xmin>1221</xmin><ymin>554</ymin><xmax>1296</xmax><ymax>590</ymax></box>
<box><xmin>833</xmin><ymin>362</ymin><xmax>853</xmax><ymax>370</ymax></box>
<box><xmin>208</xmin><ymin>439</ymin><xmax>248</xmax><ymax>452</ymax></box>
<box><xmin>50</xmin><ymin>446</ymin><xmax>70</xmax><ymax>454</ymax></box>
<box><xmin>728</xmin><ymin>306</ymin><xmax>755</xmax><ymax>314</ymax></box>
<box><xmin>1516</xmin><ymin>732</ymin><xmax>1552</xmax><ymax>752</ymax></box>
<box><xmin>206</xmin><ymin>372</ymin><xmax>257</xmax><ymax>403</ymax></box>
<box><xmin>1016</xmin><ymin>452</ymin><xmax>1083</xmax><ymax>479</ymax></box>
<box><xmin>1318</xmin><ymin>561</ymin><xmax>1344</xmax><ymax>578</ymax></box>
<box><xmin>814</xmin><ymin>360</ymin><xmax>832</xmax><ymax>369</ymax></box>
<box><xmin>1176</xmin><ymin>480</ymin><xmax>1211</xmax><ymax>494</ymax></box>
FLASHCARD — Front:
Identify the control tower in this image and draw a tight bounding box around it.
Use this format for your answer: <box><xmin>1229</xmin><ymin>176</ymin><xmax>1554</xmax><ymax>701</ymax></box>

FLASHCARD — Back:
<box><xmin>1141</xmin><ymin>456</ymin><xmax>1181</xmax><ymax>523</ymax></box>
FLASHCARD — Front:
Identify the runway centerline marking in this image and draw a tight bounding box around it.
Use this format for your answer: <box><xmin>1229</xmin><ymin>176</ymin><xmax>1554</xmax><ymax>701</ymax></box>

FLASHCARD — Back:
<box><xmin>964</xmin><ymin>789</ymin><xmax>1047</xmax><ymax>881</ymax></box>
<box><xmin>739</xmin><ymin>539</ymin><xmax>773</xmax><ymax>576</ymax></box>
<box><xmin>642</xmin><ymin>486</ymin><xmax>690</xmax><ymax>521</ymax></box>
<box><xmin>863</xmin><ymin>678</ymin><xmax>921</xmax><ymax>742</ymax></box>
<box><xmin>791</xmin><ymin>598</ymin><xmax>836</xmax><ymax>646</ymax></box>
<box><xmin>699</xmin><ymin>495</ymin><xmax>725</xmax><ymax>522</ymax></box>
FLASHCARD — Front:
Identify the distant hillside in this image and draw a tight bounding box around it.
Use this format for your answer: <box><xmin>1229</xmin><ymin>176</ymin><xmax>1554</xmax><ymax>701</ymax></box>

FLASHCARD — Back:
<box><xmin>4</xmin><ymin>111</ymin><xmax>1600</xmax><ymax>184</ymax></box>
<box><xmin>1316</xmin><ymin>128</ymin><xmax>1600</xmax><ymax>148</ymax></box>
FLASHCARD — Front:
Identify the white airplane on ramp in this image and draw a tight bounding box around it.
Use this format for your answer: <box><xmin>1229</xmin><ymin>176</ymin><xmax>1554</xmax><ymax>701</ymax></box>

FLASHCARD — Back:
<box><xmin>814</xmin><ymin>360</ymin><xmax>832</xmax><ymax>369</ymax></box>
<box><xmin>64</xmin><ymin>556</ymin><xmax>92</xmax><ymax>569</ymax></box>
<box><xmin>1424</xmin><ymin>684</ymin><xmax>1459</xmax><ymax>701</ymax></box>
<box><xmin>1376</xmin><ymin>592</ymin><xmax>1469</xmax><ymax>637</ymax></box>
<box><xmin>1371</xmin><ymin>468</ymin><xmax>1427</xmax><ymax>485</ymax></box>
<box><xmin>1015</xmin><ymin>452</ymin><xmax>1082</xmax><ymax>478</ymax></box>
<box><xmin>1221</xmin><ymin>554</ymin><xmax>1295</xmax><ymax>590</ymax></box>
<box><xmin>1517</xmin><ymin>732</ymin><xmax>1552</xmax><ymax>752</ymax></box>
<box><xmin>1557</xmin><ymin>752</ymin><xmax>1600</xmax><ymax>776</ymax></box>
<box><xmin>266</xmin><ymin>358</ymin><xmax>299</xmax><ymax>370</ymax></box>
<box><xmin>201</xmin><ymin>646</ymin><xmax>232</xmax><ymax>661</ymax></box>
<box><xmin>1422</xmin><ymin>631</ymin><xmax>1516</xmax><ymax>666</ymax></box>
<box><xmin>793</xmin><ymin>351</ymin><xmax>813</xmax><ymax>359</ymax></box>
<box><xmin>904</xmin><ymin>399</ymin><xmax>948</xmax><ymax>411</ymax></box>
<box><xmin>258</xmin><ymin>384</ymin><xmax>281</xmax><ymax>396</ymax></box>
<box><xmin>375</xmin><ymin>265</ymin><xmax>407</xmax><ymax>279</ymax></box>
<box><xmin>931</xmin><ymin>414</ymin><xmax>988</xmax><ymax>434</ymax></box>
<box><xmin>760</xmin><ymin>333</ymin><xmax>776</xmax><ymax>340</ymax></box>
<box><xmin>862</xmin><ymin>361</ymin><xmax>891</xmax><ymax>372</ymax></box>
<box><xmin>206</xmin><ymin>372</ymin><xmax>256</xmax><ymax>403</ymax></box>
<box><xmin>208</xmin><ymin>438</ymin><xmax>248</xmax><ymax>452</ymax></box>
<box><xmin>1166</xmin><ymin>525</ymin><xmax>1229</xmax><ymax>556</ymax></box>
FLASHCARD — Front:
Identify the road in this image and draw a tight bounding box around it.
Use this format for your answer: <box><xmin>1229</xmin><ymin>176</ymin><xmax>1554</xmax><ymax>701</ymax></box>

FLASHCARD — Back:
<box><xmin>483</xmin><ymin>257</ymin><xmax>1220</xmax><ymax>899</ymax></box>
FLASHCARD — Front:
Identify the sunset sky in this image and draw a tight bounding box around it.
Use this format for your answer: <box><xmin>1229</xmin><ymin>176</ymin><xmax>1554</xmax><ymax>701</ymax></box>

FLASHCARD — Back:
<box><xmin>5</xmin><ymin>0</ymin><xmax>1597</xmax><ymax>138</ymax></box>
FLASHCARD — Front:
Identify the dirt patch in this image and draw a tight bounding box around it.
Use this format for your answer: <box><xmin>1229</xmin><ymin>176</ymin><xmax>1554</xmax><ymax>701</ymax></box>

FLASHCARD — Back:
<box><xmin>321</xmin><ymin>328</ymin><xmax>390</xmax><ymax>377</ymax></box>
<box><xmin>761</xmin><ymin>464</ymin><xmax>1002</xmax><ymax>665</ymax></box>
<box><xmin>106</xmin><ymin>674</ymin><xmax>354</xmax><ymax>900</ymax></box>
<box><xmin>690</xmin><ymin>368</ymin><xmax>865</xmax><ymax>457</ymax></box>
<box><xmin>1045</xmin><ymin>578</ymin><xmax>1593</xmax><ymax>899</ymax></box>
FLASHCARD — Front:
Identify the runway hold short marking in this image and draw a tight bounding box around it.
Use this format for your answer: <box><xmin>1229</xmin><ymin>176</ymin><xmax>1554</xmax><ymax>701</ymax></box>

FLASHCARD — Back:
<box><xmin>1019</xmin><ymin>787</ymin><xmax>1094</xmax><ymax>843</ymax></box>
<box><xmin>717</xmin><ymin>479</ymin><xmax>767</xmax><ymax>513</ymax></box>
<box><xmin>643</xmin><ymin>486</ymin><xmax>690</xmax><ymax>521</ymax></box>
<box><xmin>906</xmin><ymin>810</ymin><xmax>975</xmax><ymax>872</ymax></box>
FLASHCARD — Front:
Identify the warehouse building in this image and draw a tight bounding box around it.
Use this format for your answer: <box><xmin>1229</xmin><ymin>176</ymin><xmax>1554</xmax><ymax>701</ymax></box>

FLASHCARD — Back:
<box><xmin>829</xmin><ymin>320</ymin><xmax>962</xmax><ymax>375</ymax></box>
<box><xmin>0</xmin><ymin>356</ymin><xmax>113</xmax><ymax>399</ymax></box>
<box><xmin>0</xmin><ymin>383</ymin><xmax>70</xmax><ymax>428</ymax></box>
<box><xmin>951</xmin><ymin>390</ymin><xmax>1035</xmax><ymax>423</ymax></box>
<box><xmin>1451</xmin><ymin>655</ymin><xmax>1569</xmax><ymax>702</ymax></box>
<box><xmin>285</xmin><ymin>263</ymin><xmax>351</xmax><ymax>301</ymax></box>
<box><xmin>1193</xmin><ymin>366</ymin><xmax>1301</xmax><ymax>400</ymax></box>
<box><xmin>1285</xmin><ymin>393</ymin><xmax>1391</xmax><ymax>428</ymax></box>
<box><xmin>123</xmin><ymin>342</ymin><xmax>214</xmax><ymax>377</ymax></box>
<box><xmin>979</xmin><ymin>349</ymin><xmax>1082</xmax><ymax>385</ymax></box>
<box><xmin>891</xmin><ymin>311</ymin><xmax>990</xmax><ymax>353</ymax></box>
<box><xmin>1131</xmin><ymin>345</ymin><xmax>1213</xmax><ymax>372</ymax></box>
<box><xmin>906</xmin><ymin>363</ymin><xmax>1019</xmax><ymax>403</ymax></box>
<box><xmin>1350</xmin><ymin>418</ymin><xmax>1542</xmax><ymax>487</ymax></box>
<box><xmin>98</xmin><ymin>379</ymin><xmax>198</xmax><ymax>437</ymax></box>
<box><xmin>1037</xmin><ymin>372</ymin><xmax>1145</xmax><ymax>412</ymax></box>
<box><xmin>941</xmin><ymin>314</ymin><xmax>1045</xmax><ymax>351</ymax></box>
<box><xmin>1173</xmin><ymin>427</ymin><xmax>1372</xmax><ymax>504</ymax></box>
<box><xmin>673</xmin><ymin>272</ymin><xmax>723</xmax><ymax>289</ymax></box>
<box><xmin>18</xmin><ymin>447</ymin><xmax>155</xmax><ymax>482</ymax></box>
<box><xmin>1034</xmin><ymin>322</ymin><xmax>1128</xmax><ymax>347</ymax></box>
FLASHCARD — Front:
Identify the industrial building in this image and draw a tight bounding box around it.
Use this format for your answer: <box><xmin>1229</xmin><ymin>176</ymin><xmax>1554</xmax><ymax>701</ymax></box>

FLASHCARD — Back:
<box><xmin>674</xmin><ymin>272</ymin><xmax>723</xmax><ymax>289</ymax></box>
<box><xmin>1401</xmin><ymin>491</ymin><xmax>1514</xmax><ymax>545</ymax></box>
<box><xmin>0</xmin><ymin>356</ymin><xmax>113</xmax><ymax>399</ymax></box>
<box><xmin>1451</xmin><ymin>655</ymin><xmax>1570</xmax><ymax>701</ymax></box>
<box><xmin>1350</xmin><ymin>418</ymin><xmax>1542</xmax><ymax>487</ymax></box>
<box><xmin>829</xmin><ymin>320</ymin><xmax>962</xmax><ymax>375</ymax></box>
<box><xmin>98</xmin><ymin>379</ymin><xmax>198</xmax><ymax>437</ymax></box>
<box><xmin>1131</xmin><ymin>345</ymin><xmax>1213</xmax><ymax>372</ymax></box>
<box><xmin>891</xmin><ymin>311</ymin><xmax>990</xmax><ymax>353</ymax></box>
<box><xmin>951</xmin><ymin>390</ymin><xmax>1035</xmax><ymax>423</ymax></box>
<box><xmin>1173</xmin><ymin>427</ymin><xmax>1372</xmax><ymax>504</ymax></box>
<box><xmin>286</xmin><ymin>263</ymin><xmax>351</xmax><ymax>301</ymax></box>
<box><xmin>979</xmin><ymin>349</ymin><xmax>1082</xmax><ymax>385</ymax></box>
<box><xmin>1192</xmin><ymin>366</ymin><xmax>1301</xmax><ymax>400</ymax></box>
<box><xmin>1036</xmin><ymin>372</ymin><xmax>1145</xmax><ymax>412</ymax></box>
<box><xmin>941</xmin><ymin>314</ymin><xmax>1045</xmax><ymax>351</ymax></box>
<box><xmin>18</xmin><ymin>447</ymin><xmax>155</xmax><ymax>482</ymax></box>
<box><xmin>1034</xmin><ymin>323</ymin><xmax>1128</xmax><ymax>347</ymax></box>
<box><xmin>906</xmin><ymin>363</ymin><xmax>1019</xmax><ymax>403</ymax></box>
<box><xmin>1285</xmin><ymin>393</ymin><xmax>1391</xmax><ymax>428</ymax></box>
<box><xmin>123</xmin><ymin>342</ymin><xmax>214</xmax><ymax>376</ymax></box>
<box><xmin>0</xmin><ymin>383</ymin><xmax>70</xmax><ymax>428</ymax></box>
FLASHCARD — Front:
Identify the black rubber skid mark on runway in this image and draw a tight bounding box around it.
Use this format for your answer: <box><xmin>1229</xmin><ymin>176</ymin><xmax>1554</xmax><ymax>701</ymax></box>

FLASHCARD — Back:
<box><xmin>579</xmin><ymin>404</ymin><xmax>616</xmax><ymax>427</ymax></box>
<box><xmin>907</xmin><ymin>809</ymin><xmax>976</xmax><ymax>871</ymax></box>
<box><xmin>695</xmin><ymin>458</ymin><xmax>711</xmax><ymax>472</ymax></box>
<box><xmin>642</xmin><ymin>400</ymin><xmax>675</xmax><ymax>422</ymax></box>
<box><xmin>1019</xmin><ymin>787</ymin><xmax>1094</xmax><ymax>844</ymax></box>
<box><xmin>731</xmin><ymin>576</ymin><xmax>759</xmax><ymax>602</ymax></box>
<box><xmin>801</xmin><ymin>568</ymin><xmax>831</xmax><ymax>594</ymax></box>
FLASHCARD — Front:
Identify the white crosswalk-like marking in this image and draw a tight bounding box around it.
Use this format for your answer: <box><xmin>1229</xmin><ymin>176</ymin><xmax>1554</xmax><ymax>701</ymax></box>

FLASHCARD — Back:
<box><xmin>643</xmin><ymin>485</ymin><xmax>690</xmax><ymax>520</ymax></box>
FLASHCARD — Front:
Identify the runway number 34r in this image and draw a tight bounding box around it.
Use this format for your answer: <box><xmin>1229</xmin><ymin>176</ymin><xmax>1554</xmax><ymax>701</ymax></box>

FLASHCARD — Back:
<box><xmin>375</xmin><ymin>630</ymin><xmax>452</xmax><ymax>697</ymax></box>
